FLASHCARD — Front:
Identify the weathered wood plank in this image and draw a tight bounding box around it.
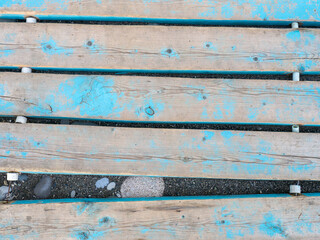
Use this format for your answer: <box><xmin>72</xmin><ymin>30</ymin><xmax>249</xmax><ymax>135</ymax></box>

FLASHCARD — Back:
<box><xmin>0</xmin><ymin>0</ymin><xmax>319</xmax><ymax>23</ymax></box>
<box><xmin>0</xmin><ymin>23</ymin><xmax>319</xmax><ymax>72</ymax></box>
<box><xmin>1</xmin><ymin>73</ymin><xmax>320</xmax><ymax>124</ymax></box>
<box><xmin>0</xmin><ymin>123</ymin><xmax>319</xmax><ymax>180</ymax></box>
<box><xmin>1</xmin><ymin>194</ymin><xmax>320</xmax><ymax>239</ymax></box>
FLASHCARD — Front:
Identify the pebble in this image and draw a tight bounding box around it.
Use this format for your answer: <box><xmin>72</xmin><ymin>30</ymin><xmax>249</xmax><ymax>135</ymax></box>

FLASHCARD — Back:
<box><xmin>0</xmin><ymin>186</ymin><xmax>9</xmax><ymax>200</ymax></box>
<box><xmin>95</xmin><ymin>178</ymin><xmax>109</xmax><ymax>189</ymax></box>
<box><xmin>18</xmin><ymin>175</ymin><xmax>28</xmax><ymax>182</ymax></box>
<box><xmin>120</xmin><ymin>177</ymin><xmax>165</xmax><ymax>198</ymax></box>
<box><xmin>115</xmin><ymin>191</ymin><xmax>121</xmax><ymax>198</ymax></box>
<box><xmin>34</xmin><ymin>176</ymin><xmax>52</xmax><ymax>199</ymax></box>
<box><xmin>70</xmin><ymin>190</ymin><xmax>76</xmax><ymax>198</ymax></box>
<box><xmin>107</xmin><ymin>182</ymin><xmax>116</xmax><ymax>190</ymax></box>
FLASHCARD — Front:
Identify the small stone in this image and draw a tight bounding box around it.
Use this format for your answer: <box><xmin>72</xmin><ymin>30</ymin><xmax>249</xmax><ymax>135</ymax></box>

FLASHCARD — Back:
<box><xmin>71</xmin><ymin>190</ymin><xmax>76</xmax><ymax>198</ymax></box>
<box><xmin>0</xmin><ymin>186</ymin><xmax>9</xmax><ymax>200</ymax></box>
<box><xmin>120</xmin><ymin>177</ymin><xmax>165</xmax><ymax>198</ymax></box>
<box><xmin>115</xmin><ymin>191</ymin><xmax>121</xmax><ymax>198</ymax></box>
<box><xmin>3</xmin><ymin>180</ymin><xmax>8</xmax><ymax>186</ymax></box>
<box><xmin>95</xmin><ymin>178</ymin><xmax>109</xmax><ymax>189</ymax></box>
<box><xmin>18</xmin><ymin>175</ymin><xmax>28</xmax><ymax>182</ymax></box>
<box><xmin>107</xmin><ymin>182</ymin><xmax>116</xmax><ymax>190</ymax></box>
<box><xmin>34</xmin><ymin>176</ymin><xmax>52</xmax><ymax>199</ymax></box>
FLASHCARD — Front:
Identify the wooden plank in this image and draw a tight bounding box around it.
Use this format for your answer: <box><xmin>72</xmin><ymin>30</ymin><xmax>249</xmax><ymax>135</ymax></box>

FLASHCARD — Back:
<box><xmin>0</xmin><ymin>123</ymin><xmax>319</xmax><ymax>180</ymax></box>
<box><xmin>1</xmin><ymin>73</ymin><xmax>320</xmax><ymax>124</ymax></box>
<box><xmin>0</xmin><ymin>0</ymin><xmax>319</xmax><ymax>24</ymax></box>
<box><xmin>0</xmin><ymin>23</ymin><xmax>319</xmax><ymax>73</ymax></box>
<box><xmin>1</xmin><ymin>194</ymin><xmax>320</xmax><ymax>239</ymax></box>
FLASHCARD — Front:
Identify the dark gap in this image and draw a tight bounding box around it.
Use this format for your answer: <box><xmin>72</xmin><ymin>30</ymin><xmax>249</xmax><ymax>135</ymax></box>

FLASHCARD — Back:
<box><xmin>2</xmin><ymin>116</ymin><xmax>320</xmax><ymax>133</ymax></box>
<box><xmin>32</xmin><ymin>68</ymin><xmax>295</xmax><ymax>80</ymax></box>
<box><xmin>9</xmin><ymin>18</ymin><xmax>320</xmax><ymax>28</ymax></box>
<box><xmin>0</xmin><ymin>173</ymin><xmax>319</xmax><ymax>200</ymax></box>
<box><xmin>0</xmin><ymin>68</ymin><xmax>318</xmax><ymax>81</ymax></box>
<box><xmin>32</xmin><ymin>20</ymin><xmax>292</xmax><ymax>28</ymax></box>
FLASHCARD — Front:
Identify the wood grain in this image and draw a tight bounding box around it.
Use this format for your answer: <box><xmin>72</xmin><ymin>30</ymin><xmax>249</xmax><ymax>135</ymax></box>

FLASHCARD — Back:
<box><xmin>0</xmin><ymin>123</ymin><xmax>319</xmax><ymax>180</ymax></box>
<box><xmin>0</xmin><ymin>23</ymin><xmax>319</xmax><ymax>72</ymax></box>
<box><xmin>0</xmin><ymin>73</ymin><xmax>320</xmax><ymax>124</ymax></box>
<box><xmin>1</xmin><ymin>194</ymin><xmax>320</xmax><ymax>239</ymax></box>
<box><xmin>0</xmin><ymin>0</ymin><xmax>319</xmax><ymax>23</ymax></box>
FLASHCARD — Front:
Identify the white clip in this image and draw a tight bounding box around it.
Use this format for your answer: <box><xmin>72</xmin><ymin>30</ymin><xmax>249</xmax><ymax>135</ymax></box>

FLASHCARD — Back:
<box><xmin>290</xmin><ymin>185</ymin><xmax>301</xmax><ymax>195</ymax></box>
<box><xmin>293</xmin><ymin>72</ymin><xmax>300</xmax><ymax>81</ymax></box>
<box><xmin>7</xmin><ymin>172</ymin><xmax>19</xmax><ymax>181</ymax></box>
<box><xmin>292</xmin><ymin>124</ymin><xmax>299</xmax><ymax>133</ymax></box>
<box><xmin>15</xmin><ymin>116</ymin><xmax>27</xmax><ymax>124</ymax></box>
<box><xmin>26</xmin><ymin>17</ymin><xmax>37</xmax><ymax>23</ymax></box>
<box><xmin>291</xmin><ymin>22</ymin><xmax>299</xmax><ymax>29</ymax></box>
<box><xmin>21</xmin><ymin>67</ymin><xmax>32</xmax><ymax>73</ymax></box>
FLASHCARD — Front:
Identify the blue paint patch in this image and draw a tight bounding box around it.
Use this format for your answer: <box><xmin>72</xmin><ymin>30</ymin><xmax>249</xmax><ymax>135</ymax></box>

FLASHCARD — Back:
<box><xmin>0</xmin><ymin>84</ymin><xmax>14</xmax><ymax>113</ymax></box>
<box><xmin>199</xmin><ymin>7</ymin><xmax>215</xmax><ymax>17</ymax></box>
<box><xmin>26</xmin><ymin>76</ymin><xmax>125</xmax><ymax>118</ymax></box>
<box><xmin>297</xmin><ymin>60</ymin><xmax>318</xmax><ymax>72</ymax></box>
<box><xmin>184</xmin><ymin>85</ymin><xmax>208</xmax><ymax>101</ymax></box>
<box><xmin>220</xmin><ymin>131</ymin><xmax>244</xmax><ymax>139</ymax></box>
<box><xmin>72</xmin><ymin>229</ymin><xmax>105</xmax><ymax>240</ymax></box>
<box><xmin>204</xmin><ymin>41</ymin><xmax>217</xmax><ymax>51</ymax></box>
<box><xmin>0</xmin><ymin>0</ymin><xmax>68</xmax><ymax>11</ymax></box>
<box><xmin>84</xmin><ymin>39</ymin><xmax>106</xmax><ymax>55</ymax></box>
<box><xmin>75</xmin><ymin>202</ymin><xmax>99</xmax><ymax>216</ymax></box>
<box><xmin>98</xmin><ymin>216</ymin><xmax>116</xmax><ymax>227</ymax></box>
<box><xmin>221</xmin><ymin>3</ymin><xmax>234</xmax><ymax>18</ymax></box>
<box><xmin>142</xmin><ymin>98</ymin><xmax>165</xmax><ymax>118</ymax></box>
<box><xmin>4</xmin><ymin>33</ymin><xmax>16</xmax><ymax>42</ymax></box>
<box><xmin>259</xmin><ymin>212</ymin><xmax>286</xmax><ymax>237</ymax></box>
<box><xmin>248</xmin><ymin>107</ymin><xmax>259</xmax><ymax>121</ymax></box>
<box><xmin>40</xmin><ymin>37</ymin><xmax>73</xmax><ymax>56</ymax></box>
<box><xmin>201</xmin><ymin>107</ymin><xmax>208</xmax><ymax>119</ymax></box>
<box><xmin>286</xmin><ymin>30</ymin><xmax>301</xmax><ymax>42</ymax></box>
<box><xmin>161</xmin><ymin>48</ymin><xmax>179</xmax><ymax>59</ymax></box>
<box><xmin>203</xmin><ymin>131</ymin><xmax>215</xmax><ymax>140</ymax></box>
<box><xmin>0</xmin><ymin>49</ymin><xmax>13</xmax><ymax>58</ymax></box>
<box><xmin>213</xmin><ymin>206</ymin><xmax>248</xmax><ymax>239</ymax></box>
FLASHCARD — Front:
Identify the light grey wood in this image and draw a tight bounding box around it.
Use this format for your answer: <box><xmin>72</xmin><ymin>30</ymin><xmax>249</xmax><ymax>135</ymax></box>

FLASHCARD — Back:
<box><xmin>0</xmin><ymin>123</ymin><xmax>319</xmax><ymax>179</ymax></box>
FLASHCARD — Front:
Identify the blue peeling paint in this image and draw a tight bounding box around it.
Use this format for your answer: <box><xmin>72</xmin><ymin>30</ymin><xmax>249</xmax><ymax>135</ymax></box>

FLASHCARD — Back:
<box><xmin>204</xmin><ymin>42</ymin><xmax>217</xmax><ymax>51</ymax></box>
<box><xmin>40</xmin><ymin>37</ymin><xmax>73</xmax><ymax>56</ymax></box>
<box><xmin>72</xmin><ymin>229</ymin><xmax>105</xmax><ymax>240</ymax></box>
<box><xmin>98</xmin><ymin>217</ymin><xmax>116</xmax><ymax>227</ymax></box>
<box><xmin>221</xmin><ymin>3</ymin><xmax>234</xmax><ymax>18</ymax></box>
<box><xmin>286</xmin><ymin>30</ymin><xmax>301</xmax><ymax>42</ymax></box>
<box><xmin>161</xmin><ymin>48</ymin><xmax>179</xmax><ymax>59</ymax></box>
<box><xmin>220</xmin><ymin>131</ymin><xmax>245</xmax><ymax>139</ymax></box>
<box><xmin>0</xmin><ymin>0</ymin><xmax>68</xmax><ymax>10</ymax></box>
<box><xmin>84</xmin><ymin>39</ymin><xmax>106</xmax><ymax>55</ymax></box>
<box><xmin>0</xmin><ymin>84</ymin><xmax>14</xmax><ymax>112</ymax></box>
<box><xmin>0</xmin><ymin>49</ymin><xmax>13</xmax><ymax>58</ymax></box>
<box><xmin>203</xmin><ymin>131</ymin><xmax>215</xmax><ymax>140</ymax></box>
<box><xmin>26</xmin><ymin>76</ymin><xmax>125</xmax><ymax>118</ymax></box>
<box><xmin>75</xmin><ymin>202</ymin><xmax>100</xmax><ymax>216</ymax></box>
<box><xmin>259</xmin><ymin>212</ymin><xmax>286</xmax><ymax>237</ymax></box>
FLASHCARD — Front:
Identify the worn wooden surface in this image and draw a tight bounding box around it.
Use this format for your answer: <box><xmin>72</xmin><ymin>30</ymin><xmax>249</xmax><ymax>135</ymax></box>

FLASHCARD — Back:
<box><xmin>0</xmin><ymin>23</ymin><xmax>319</xmax><ymax>72</ymax></box>
<box><xmin>1</xmin><ymin>194</ymin><xmax>320</xmax><ymax>239</ymax></box>
<box><xmin>0</xmin><ymin>73</ymin><xmax>320</xmax><ymax>124</ymax></box>
<box><xmin>0</xmin><ymin>123</ymin><xmax>319</xmax><ymax>180</ymax></box>
<box><xmin>0</xmin><ymin>0</ymin><xmax>319</xmax><ymax>23</ymax></box>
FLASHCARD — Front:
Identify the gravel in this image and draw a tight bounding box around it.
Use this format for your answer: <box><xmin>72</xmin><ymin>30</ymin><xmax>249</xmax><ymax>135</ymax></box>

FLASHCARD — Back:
<box><xmin>1</xmin><ymin>173</ymin><xmax>319</xmax><ymax>201</ymax></box>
